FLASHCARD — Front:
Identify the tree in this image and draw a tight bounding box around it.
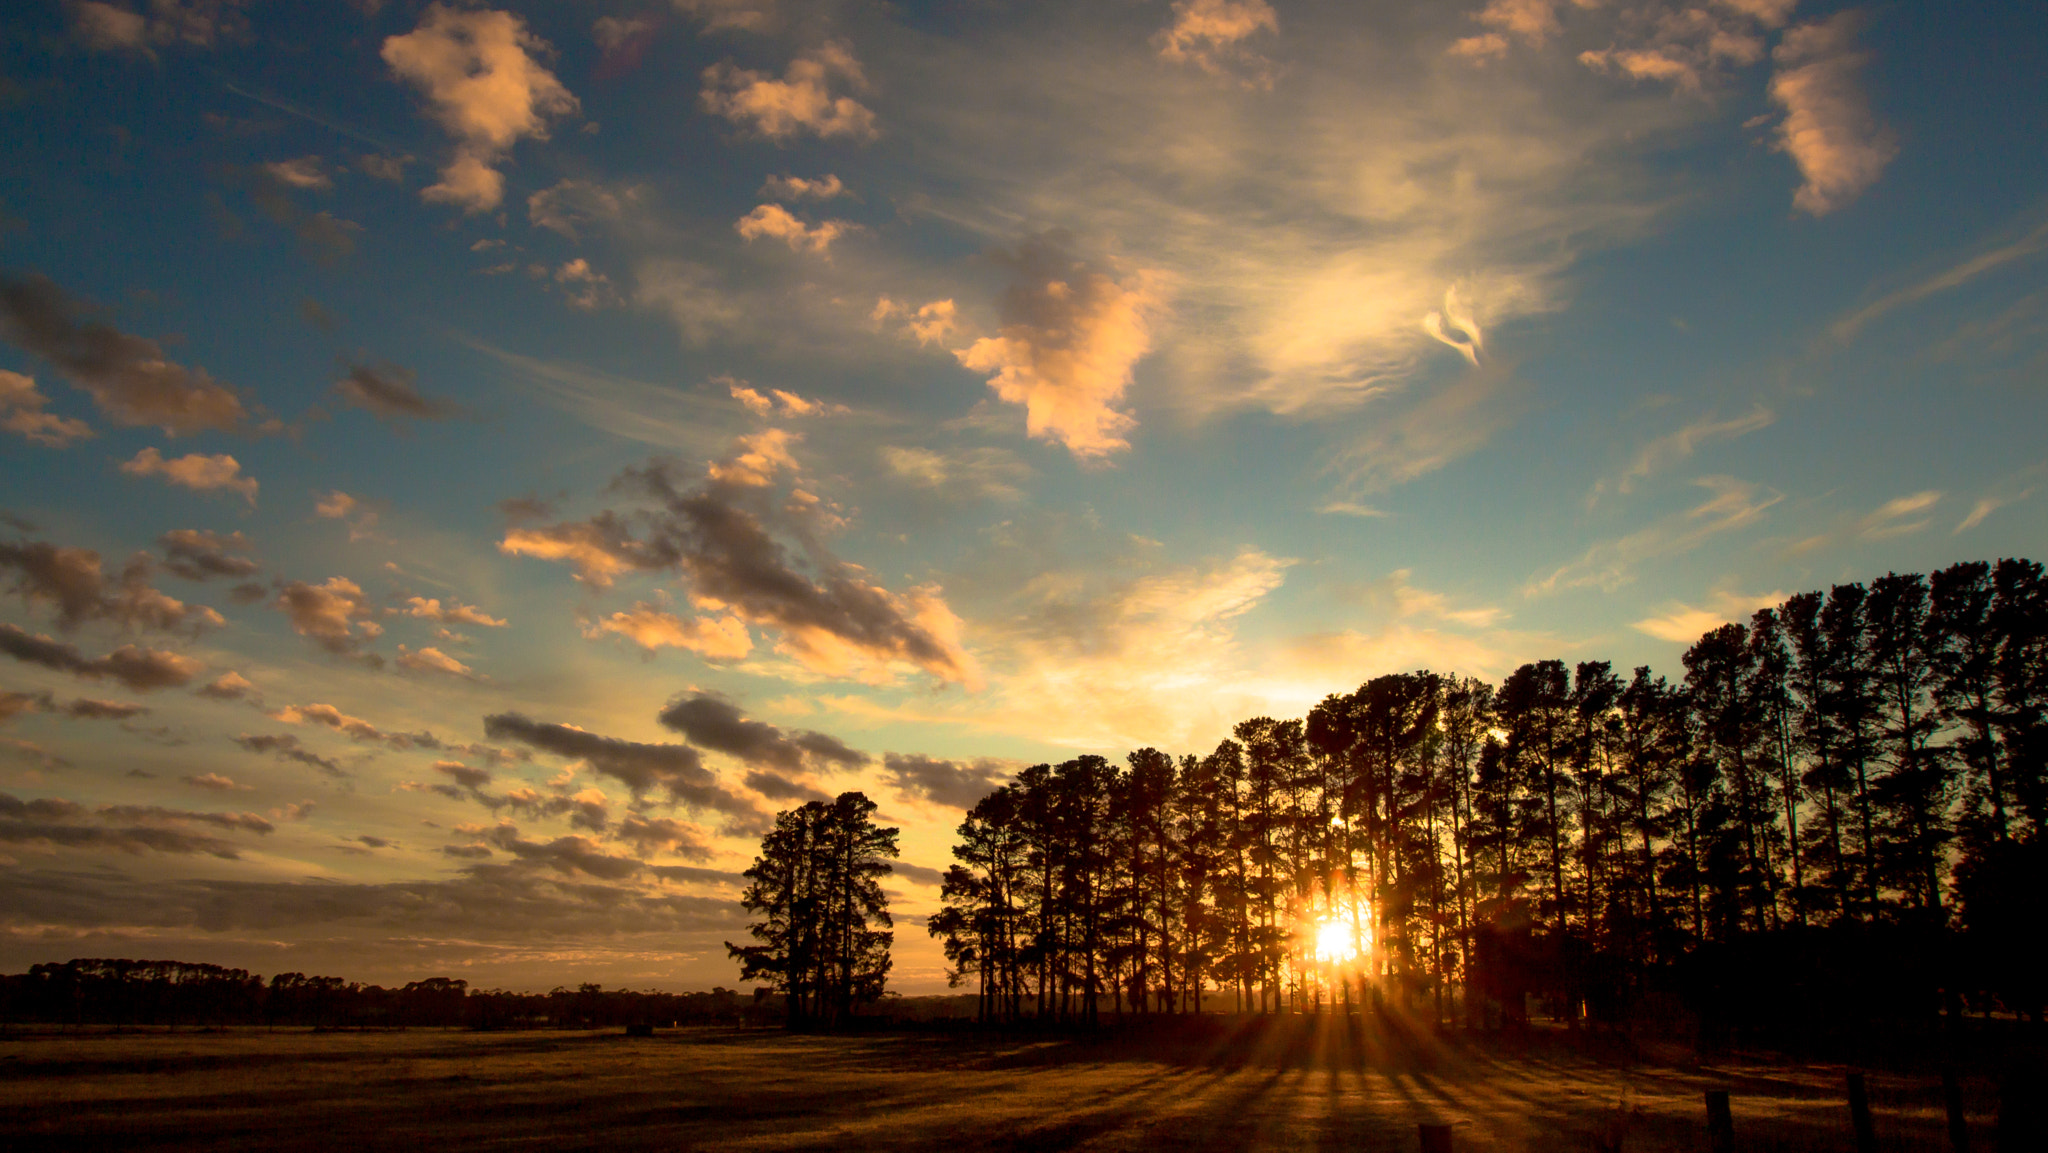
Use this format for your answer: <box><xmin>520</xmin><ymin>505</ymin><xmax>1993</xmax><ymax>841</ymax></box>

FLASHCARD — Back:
<box><xmin>727</xmin><ymin>791</ymin><xmax>898</xmax><ymax>1028</ymax></box>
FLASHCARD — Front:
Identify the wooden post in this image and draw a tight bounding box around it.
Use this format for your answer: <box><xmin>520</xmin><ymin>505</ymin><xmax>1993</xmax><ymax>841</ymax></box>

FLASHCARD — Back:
<box><xmin>1847</xmin><ymin>1072</ymin><xmax>1877</xmax><ymax>1153</ymax></box>
<box><xmin>1417</xmin><ymin>1122</ymin><xmax>1453</xmax><ymax>1153</ymax></box>
<box><xmin>1942</xmin><ymin>1068</ymin><xmax>1968</xmax><ymax>1152</ymax></box>
<box><xmin>2000</xmin><ymin>1063</ymin><xmax>2042</xmax><ymax>1152</ymax></box>
<box><xmin>1705</xmin><ymin>1090</ymin><xmax>1733</xmax><ymax>1153</ymax></box>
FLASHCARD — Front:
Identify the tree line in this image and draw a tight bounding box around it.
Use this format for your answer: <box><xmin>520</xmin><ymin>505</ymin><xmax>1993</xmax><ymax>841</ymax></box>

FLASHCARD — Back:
<box><xmin>927</xmin><ymin>559</ymin><xmax>2048</xmax><ymax>1038</ymax></box>
<box><xmin>0</xmin><ymin>958</ymin><xmax>765</xmax><ymax>1028</ymax></box>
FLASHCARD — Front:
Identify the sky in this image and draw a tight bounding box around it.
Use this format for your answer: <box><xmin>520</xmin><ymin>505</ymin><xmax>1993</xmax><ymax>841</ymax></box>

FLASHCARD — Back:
<box><xmin>0</xmin><ymin>0</ymin><xmax>2042</xmax><ymax>994</ymax></box>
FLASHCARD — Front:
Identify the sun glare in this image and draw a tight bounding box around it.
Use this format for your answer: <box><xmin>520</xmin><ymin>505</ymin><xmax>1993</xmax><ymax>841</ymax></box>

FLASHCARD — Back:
<box><xmin>1313</xmin><ymin>918</ymin><xmax>1358</xmax><ymax>964</ymax></box>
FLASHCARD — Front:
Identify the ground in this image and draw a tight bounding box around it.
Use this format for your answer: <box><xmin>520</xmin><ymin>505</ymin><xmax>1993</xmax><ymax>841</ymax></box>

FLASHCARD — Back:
<box><xmin>0</xmin><ymin>1020</ymin><xmax>2002</xmax><ymax>1150</ymax></box>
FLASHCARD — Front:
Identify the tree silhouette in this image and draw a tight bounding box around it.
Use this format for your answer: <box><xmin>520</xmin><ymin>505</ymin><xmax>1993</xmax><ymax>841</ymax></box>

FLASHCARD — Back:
<box><xmin>929</xmin><ymin>556</ymin><xmax>2047</xmax><ymax>1037</ymax></box>
<box><xmin>727</xmin><ymin>791</ymin><xmax>898</xmax><ymax>1028</ymax></box>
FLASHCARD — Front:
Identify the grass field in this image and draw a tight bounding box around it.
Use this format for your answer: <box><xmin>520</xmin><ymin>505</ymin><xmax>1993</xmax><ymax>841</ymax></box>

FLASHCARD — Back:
<box><xmin>0</xmin><ymin>1019</ymin><xmax>2003</xmax><ymax>1151</ymax></box>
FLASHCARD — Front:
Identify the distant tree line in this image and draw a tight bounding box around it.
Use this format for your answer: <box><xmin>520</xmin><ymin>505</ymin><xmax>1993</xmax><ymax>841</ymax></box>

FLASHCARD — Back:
<box><xmin>929</xmin><ymin>559</ymin><xmax>2048</xmax><ymax>1041</ymax></box>
<box><xmin>0</xmin><ymin>958</ymin><xmax>764</xmax><ymax>1028</ymax></box>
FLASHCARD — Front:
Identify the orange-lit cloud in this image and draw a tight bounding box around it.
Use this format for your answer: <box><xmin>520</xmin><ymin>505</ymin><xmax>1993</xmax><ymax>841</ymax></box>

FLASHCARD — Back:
<box><xmin>954</xmin><ymin>236</ymin><xmax>1162</xmax><ymax>460</ymax></box>
<box><xmin>0</xmin><ymin>369</ymin><xmax>93</xmax><ymax>447</ymax></box>
<box><xmin>1768</xmin><ymin>12</ymin><xmax>1897</xmax><ymax>216</ymax></box>
<box><xmin>700</xmin><ymin>42</ymin><xmax>877</xmax><ymax>142</ymax></box>
<box><xmin>734</xmin><ymin>204</ymin><xmax>851</xmax><ymax>254</ymax></box>
<box><xmin>120</xmin><ymin>447</ymin><xmax>257</xmax><ymax>505</ymax></box>
<box><xmin>383</xmin><ymin>4</ymin><xmax>579</xmax><ymax>212</ymax></box>
<box><xmin>590</xmin><ymin>603</ymin><xmax>753</xmax><ymax>660</ymax></box>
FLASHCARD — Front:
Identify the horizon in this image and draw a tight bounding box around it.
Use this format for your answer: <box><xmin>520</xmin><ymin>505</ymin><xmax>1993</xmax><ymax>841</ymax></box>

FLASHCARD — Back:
<box><xmin>1</xmin><ymin>0</ymin><xmax>2044</xmax><ymax>994</ymax></box>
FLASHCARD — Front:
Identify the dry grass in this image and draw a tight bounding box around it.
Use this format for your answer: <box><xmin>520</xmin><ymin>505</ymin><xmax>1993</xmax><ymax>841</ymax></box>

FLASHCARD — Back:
<box><xmin>0</xmin><ymin>1020</ymin><xmax>1997</xmax><ymax>1151</ymax></box>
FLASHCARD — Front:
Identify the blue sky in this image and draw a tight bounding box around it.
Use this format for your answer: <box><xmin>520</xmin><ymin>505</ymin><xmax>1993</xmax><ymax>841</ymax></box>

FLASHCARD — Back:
<box><xmin>0</xmin><ymin>0</ymin><xmax>2042</xmax><ymax>991</ymax></box>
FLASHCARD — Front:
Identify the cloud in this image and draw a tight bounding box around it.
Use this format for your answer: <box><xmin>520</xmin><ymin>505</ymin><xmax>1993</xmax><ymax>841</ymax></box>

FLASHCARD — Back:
<box><xmin>734</xmin><ymin>203</ymin><xmax>851</xmax><ymax>254</ymax></box>
<box><xmin>196</xmin><ymin>671</ymin><xmax>256</xmax><ymax>700</ymax></box>
<box><xmin>1602</xmin><ymin>405</ymin><xmax>1775</xmax><ymax>497</ymax></box>
<box><xmin>334</xmin><ymin>362</ymin><xmax>458</xmax><ymax>422</ymax></box>
<box><xmin>507</xmin><ymin>462</ymin><xmax>978</xmax><ymax>686</ymax></box>
<box><xmin>357</xmin><ymin>152</ymin><xmax>411</xmax><ymax>181</ymax></box>
<box><xmin>724</xmin><ymin>379</ymin><xmax>845</xmax><ymax>418</ymax></box>
<box><xmin>270</xmin><ymin>701</ymin><xmax>436</xmax><ymax>750</ymax></box>
<box><xmin>1631</xmin><ymin>587</ymin><xmax>1786</xmax><ymax>643</ymax></box>
<box><xmin>402</xmin><ymin>597</ymin><xmax>507</xmax><ymax>628</ymax></box>
<box><xmin>233</xmin><ymin>732</ymin><xmax>344</xmax><ymax>777</ymax></box>
<box><xmin>879</xmin><ymin>753</ymin><xmax>1008</xmax><ymax>809</ymax></box>
<box><xmin>313</xmin><ymin>490</ymin><xmax>382</xmax><ymax>541</ymax></box>
<box><xmin>0</xmin><ymin>273</ymin><xmax>247</xmax><ymax>434</ymax></box>
<box><xmin>953</xmin><ymin>235</ymin><xmax>1163</xmax><ymax>460</ymax></box>
<box><xmin>1335</xmin><ymin>568</ymin><xmax>1507</xmax><ymax>628</ymax></box>
<box><xmin>1955</xmin><ymin>463</ymin><xmax>2044</xmax><ymax>534</ymax></box>
<box><xmin>673</xmin><ymin>0</ymin><xmax>774</xmax><ymax>33</ymax></box>
<box><xmin>761</xmin><ymin>174</ymin><xmax>846</xmax><ymax>202</ymax></box>
<box><xmin>62</xmin><ymin>697</ymin><xmax>150</xmax><ymax>720</ymax></box>
<box><xmin>0</xmin><ymin>625</ymin><xmax>201</xmax><ymax>691</ymax></box>
<box><xmin>741</xmin><ymin>769</ymin><xmax>832</xmax><ymax>803</ymax></box>
<box><xmin>481</xmin><ymin>825</ymin><xmax>640</xmax><ymax>879</ymax></box>
<box><xmin>1326</xmin><ymin>360</ymin><xmax>1523</xmax><ymax>496</ymax></box>
<box><xmin>553</xmin><ymin>259</ymin><xmax>619</xmax><ymax>311</ymax></box>
<box><xmin>881</xmin><ymin>445</ymin><xmax>1030</xmax><ymax>502</ymax></box>
<box><xmin>65</xmin><ymin>0</ymin><xmax>249</xmax><ymax>54</ymax></box>
<box><xmin>1768</xmin><ymin>12</ymin><xmax>1897</xmax><ymax>216</ymax></box>
<box><xmin>481</xmin><ymin>712</ymin><xmax>763</xmax><ymax>821</ymax></box>
<box><xmin>700</xmin><ymin>42</ymin><xmax>878</xmax><ymax>142</ymax></box>
<box><xmin>0</xmin><ymin>865</ymin><xmax>744</xmax><ymax>951</ymax></box>
<box><xmin>527</xmin><ymin>180</ymin><xmax>631</xmax><ymax>241</ymax></box>
<box><xmin>273</xmin><ymin>577</ymin><xmax>384</xmax><ymax>659</ymax></box>
<box><xmin>1318</xmin><ymin>501</ymin><xmax>1388</xmax><ymax>518</ymax></box>
<box><xmin>1158</xmin><ymin>0</ymin><xmax>1279</xmax><ymax>83</ymax></box>
<box><xmin>434</xmin><ymin>760</ymin><xmax>492</xmax><ymax>790</ymax></box>
<box><xmin>0</xmin><ymin>791</ymin><xmax>254</xmax><ymax>858</ymax></box>
<box><xmin>656</xmin><ymin>692</ymin><xmax>866</xmax><ymax>776</ymax></box>
<box><xmin>241</xmin><ymin>160</ymin><xmax>362</xmax><ymax>265</ymax></box>
<box><xmin>706</xmin><ymin>427</ymin><xmax>800</xmax><ymax>487</ymax></box>
<box><xmin>587</xmin><ymin>603</ymin><xmax>753</xmax><ymax>660</ymax></box>
<box><xmin>1528</xmin><ymin>476</ymin><xmax>1783</xmax><ymax>594</ymax></box>
<box><xmin>872</xmin><ymin>297</ymin><xmax>958</xmax><ymax>347</ymax></box>
<box><xmin>0</xmin><ymin>690</ymin><xmax>150</xmax><ymax>723</ymax></box>
<box><xmin>1421</xmin><ymin>287</ymin><xmax>1484</xmax><ymax>366</ymax></box>
<box><xmin>0</xmin><ymin>537</ymin><xmax>224</xmax><ymax>633</ymax></box>
<box><xmin>1785</xmin><ymin>490</ymin><xmax>1943</xmax><ymax>557</ymax></box>
<box><xmin>120</xmin><ymin>447</ymin><xmax>258</xmax><ymax>505</ymax></box>
<box><xmin>1830</xmin><ymin>219</ymin><xmax>2048</xmax><ymax>343</ymax></box>
<box><xmin>382</xmin><ymin>4</ymin><xmax>580</xmax><ymax>213</ymax></box>
<box><xmin>180</xmin><ymin>772</ymin><xmax>250</xmax><ymax>792</ymax></box>
<box><xmin>396</xmin><ymin>645</ymin><xmax>478</xmax><ymax>680</ymax></box>
<box><xmin>499</xmin><ymin>512</ymin><xmax>658</xmax><ymax>588</ymax></box>
<box><xmin>158</xmin><ymin>529</ymin><xmax>259</xmax><ymax>581</ymax></box>
<box><xmin>0</xmin><ymin>369</ymin><xmax>93</xmax><ymax>447</ymax></box>
<box><xmin>901</xmin><ymin>544</ymin><xmax>1292</xmax><ymax>749</ymax></box>
<box><xmin>617</xmin><ymin>813</ymin><xmax>717</xmax><ymax>859</ymax></box>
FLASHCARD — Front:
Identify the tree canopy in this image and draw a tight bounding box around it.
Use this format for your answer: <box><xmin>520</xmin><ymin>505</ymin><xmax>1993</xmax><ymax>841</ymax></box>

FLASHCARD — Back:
<box><xmin>930</xmin><ymin>558</ymin><xmax>2048</xmax><ymax>1038</ymax></box>
<box><xmin>728</xmin><ymin>791</ymin><xmax>899</xmax><ymax>1027</ymax></box>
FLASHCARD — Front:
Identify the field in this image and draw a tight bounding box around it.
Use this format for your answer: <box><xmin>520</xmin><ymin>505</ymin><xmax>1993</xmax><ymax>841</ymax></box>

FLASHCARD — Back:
<box><xmin>0</xmin><ymin>1020</ymin><xmax>2004</xmax><ymax>1151</ymax></box>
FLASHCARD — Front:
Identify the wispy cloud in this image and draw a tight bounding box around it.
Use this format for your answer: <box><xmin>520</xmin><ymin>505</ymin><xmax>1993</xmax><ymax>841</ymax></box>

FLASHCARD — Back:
<box><xmin>1529</xmin><ymin>476</ymin><xmax>1782</xmax><ymax>594</ymax></box>
<box><xmin>1785</xmin><ymin>489</ymin><xmax>1943</xmax><ymax>557</ymax></box>
<box><xmin>1831</xmin><ymin>218</ymin><xmax>2048</xmax><ymax>343</ymax></box>
<box><xmin>1767</xmin><ymin>12</ymin><xmax>1898</xmax><ymax>217</ymax></box>
<box><xmin>1598</xmin><ymin>405</ymin><xmax>1775</xmax><ymax>499</ymax></box>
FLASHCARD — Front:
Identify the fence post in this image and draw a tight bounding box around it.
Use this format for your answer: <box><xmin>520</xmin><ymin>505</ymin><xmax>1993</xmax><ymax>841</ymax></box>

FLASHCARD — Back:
<box><xmin>1847</xmin><ymin>1072</ymin><xmax>1877</xmax><ymax>1153</ymax></box>
<box><xmin>1942</xmin><ymin>1068</ymin><xmax>1968</xmax><ymax>1153</ymax></box>
<box><xmin>1417</xmin><ymin>1122</ymin><xmax>1453</xmax><ymax>1153</ymax></box>
<box><xmin>1705</xmin><ymin>1090</ymin><xmax>1733</xmax><ymax>1153</ymax></box>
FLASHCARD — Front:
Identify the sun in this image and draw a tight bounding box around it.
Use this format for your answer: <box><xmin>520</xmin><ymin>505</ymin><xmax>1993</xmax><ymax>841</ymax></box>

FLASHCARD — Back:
<box><xmin>1313</xmin><ymin>918</ymin><xmax>1358</xmax><ymax>964</ymax></box>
